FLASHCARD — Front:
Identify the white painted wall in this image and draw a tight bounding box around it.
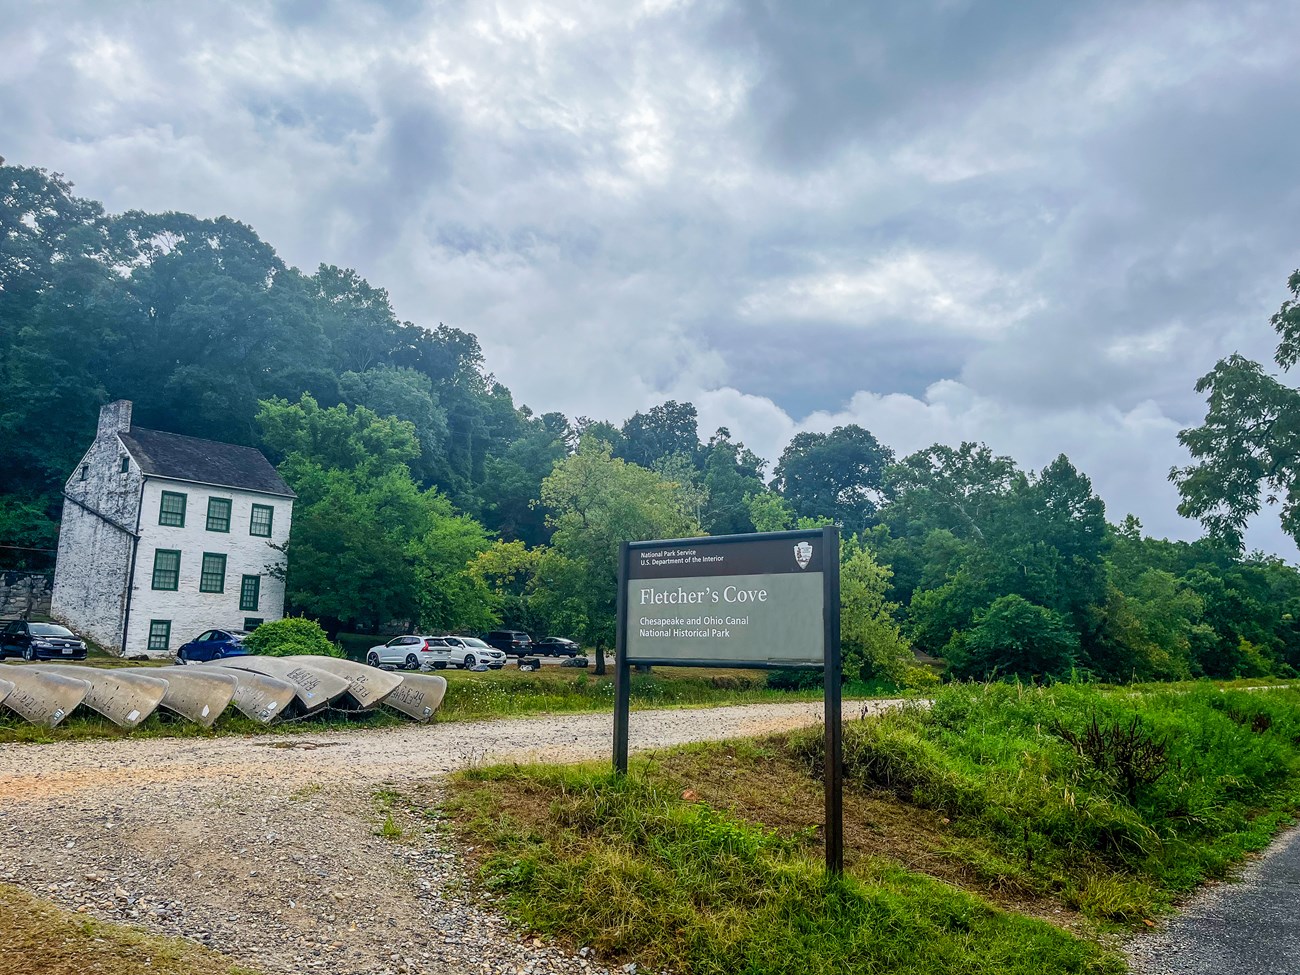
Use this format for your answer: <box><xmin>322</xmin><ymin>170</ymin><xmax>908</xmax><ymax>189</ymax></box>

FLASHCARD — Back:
<box><xmin>50</xmin><ymin>408</ymin><xmax>144</xmax><ymax>651</ymax></box>
<box><xmin>126</xmin><ymin>479</ymin><xmax>291</xmax><ymax>656</ymax></box>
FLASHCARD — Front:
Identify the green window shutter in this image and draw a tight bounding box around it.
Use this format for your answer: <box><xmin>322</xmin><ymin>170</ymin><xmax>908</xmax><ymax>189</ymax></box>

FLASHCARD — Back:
<box><xmin>151</xmin><ymin>550</ymin><xmax>181</xmax><ymax>591</ymax></box>
<box><xmin>147</xmin><ymin>620</ymin><xmax>172</xmax><ymax>652</ymax></box>
<box><xmin>159</xmin><ymin>491</ymin><xmax>187</xmax><ymax>527</ymax></box>
<box><xmin>250</xmin><ymin>504</ymin><xmax>274</xmax><ymax>537</ymax></box>
<box><xmin>199</xmin><ymin>553</ymin><xmax>227</xmax><ymax>593</ymax></box>
<box><xmin>239</xmin><ymin>574</ymin><xmax>261</xmax><ymax>612</ymax></box>
<box><xmin>206</xmin><ymin>498</ymin><xmax>232</xmax><ymax>532</ymax></box>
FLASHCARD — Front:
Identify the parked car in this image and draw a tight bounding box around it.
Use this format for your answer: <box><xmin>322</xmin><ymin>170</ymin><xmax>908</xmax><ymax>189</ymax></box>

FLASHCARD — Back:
<box><xmin>176</xmin><ymin>629</ymin><xmax>250</xmax><ymax>663</ymax></box>
<box><xmin>366</xmin><ymin>635</ymin><xmax>455</xmax><ymax>670</ymax></box>
<box><xmin>0</xmin><ymin>620</ymin><xmax>88</xmax><ymax>661</ymax></box>
<box><xmin>533</xmin><ymin>636</ymin><xmax>580</xmax><ymax>657</ymax></box>
<box><xmin>441</xmin><ymin>636</ymin><xmax>508</xmax><ymax>669</ymax></box>
<box><xmin>482</xmin><ymin>629</ymin><xmax>534</xmax><ymax>656</ymax></box>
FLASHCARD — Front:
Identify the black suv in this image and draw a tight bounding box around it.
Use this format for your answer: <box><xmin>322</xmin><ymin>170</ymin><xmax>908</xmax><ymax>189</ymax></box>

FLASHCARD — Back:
<box><xmin>483</xmin><ymin>630</ymin><xmax>534</xmax><ymax>656</ymax></box>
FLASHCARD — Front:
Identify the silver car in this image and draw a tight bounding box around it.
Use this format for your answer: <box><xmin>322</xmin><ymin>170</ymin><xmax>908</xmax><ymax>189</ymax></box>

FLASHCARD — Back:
<box><xmin>366</xmin><ymin>635</ymin><xmax>454</xmax><ymax>670</ymax></box>
<box><xmin>439</xmin><ymin>636</ymin><xmax>507</xmax><ymax>670</ymax></box>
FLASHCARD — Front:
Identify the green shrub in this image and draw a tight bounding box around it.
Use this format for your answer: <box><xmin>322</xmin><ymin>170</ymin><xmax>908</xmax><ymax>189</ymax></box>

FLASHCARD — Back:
<box><xmin>243</xmin><ymin>617</ymin><xmax>341</xmax><ymax>657</ymax></box>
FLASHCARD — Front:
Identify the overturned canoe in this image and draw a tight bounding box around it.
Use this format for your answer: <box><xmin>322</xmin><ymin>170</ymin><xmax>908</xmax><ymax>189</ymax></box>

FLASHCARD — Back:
<box><xmin>202</xmin><ymin>666</ymin><xmax>297</xmax><ymax>724</ymax></box>
<box><xmin>198</xmin><ymin>657</ymin><xmax>350</xmax><ymax>715</ymax></box>
<box><xmin>31</xmin><ymin>665</ymin><xmax>168</xmax><ymax>729</ymax></box>
<box><xmin>293</xmin><ymin>656</ymin><xmax>403</xmax><ymax>710</ymax></box>
<box><xmin>0</xmin><ymin>666</ymin><xmax>89</xmax><ymax>728</ymax></box>
<box><xmin>382</xmin><ymin>672</ymin><xmax>447</xmax><ymax>723</ymax></box>
<box><xmin>121</xmin><ymin>667</ymin><xmax>238</xmax><ymax>729</ymax></box>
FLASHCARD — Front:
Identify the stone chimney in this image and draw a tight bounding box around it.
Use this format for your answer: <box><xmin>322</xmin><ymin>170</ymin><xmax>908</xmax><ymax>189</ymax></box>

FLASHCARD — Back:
<box><xmin>97</xmin><ymin>400</ymin><xmax>133</xmax><ymax>437</ymax></box>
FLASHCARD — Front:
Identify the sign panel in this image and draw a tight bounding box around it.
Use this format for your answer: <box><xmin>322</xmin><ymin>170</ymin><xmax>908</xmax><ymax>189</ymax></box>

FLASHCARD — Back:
<box><xmin>612</xmin><ymin>527</ymin><xmax>843</xmax><ymax>873</ymax></box>
<box><xmin>623</xmin><ymin>532</ymin><xmax>829</xmax><ymax>666</ymax></box>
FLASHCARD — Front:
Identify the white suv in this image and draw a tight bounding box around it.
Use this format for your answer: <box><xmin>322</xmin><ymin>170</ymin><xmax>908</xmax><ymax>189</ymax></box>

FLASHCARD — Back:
<box><xmin>440</xmin><ymin>636</ymin><xmax>507</xmax><ymax>670</ymax></box>
<box><xmin>366</xmin><ymin>635</ymin><xmax>454</xmax><ymax>670</ymax></box>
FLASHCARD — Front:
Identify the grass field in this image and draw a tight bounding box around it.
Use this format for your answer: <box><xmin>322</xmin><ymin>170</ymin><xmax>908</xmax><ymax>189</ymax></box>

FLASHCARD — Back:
<box><xmin>445</xmin><ymin>681</ymin><xmax>1300</xmax><ymax>975</ymax></box>
<box><xmin>0</xmin><ymin>883</ymin><xmax>257</xmax><ymax>975</ymax></box>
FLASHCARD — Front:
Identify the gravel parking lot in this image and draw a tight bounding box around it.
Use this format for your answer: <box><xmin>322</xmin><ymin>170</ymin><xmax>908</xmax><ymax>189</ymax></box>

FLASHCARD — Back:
<box><xmin>0</xmin><ymin>699</ymin><xmax>889</xmax><ymax>975</ymax></box>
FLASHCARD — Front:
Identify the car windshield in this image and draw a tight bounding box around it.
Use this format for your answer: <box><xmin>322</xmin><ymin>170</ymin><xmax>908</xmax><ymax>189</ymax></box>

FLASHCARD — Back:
<box><xmin>30</xmin><ymin>624</ymin><xmax>74</xmax><ymax>637</ymax></box>
<box><xmin>461</xmin><ymin>638</ymin><xmax>491</xmax><ymax>649</ymax></box>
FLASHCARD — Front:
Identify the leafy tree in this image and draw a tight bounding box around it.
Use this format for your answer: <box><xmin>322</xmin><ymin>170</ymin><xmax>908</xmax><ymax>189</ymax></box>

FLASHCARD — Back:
<box><xmin>480</xmin><ymin>410</ymin><xmax>572</xmax><ymax>546</ymax></box>
<box><xmin>700</xmin><ymin>429</ymin><xmax>764</xmax><ymax>535</ymax></box>
<box><xmin>946</xmin><ymin>594</ymin><xmax>1079</xmax><ymax>681</ymax></box>
<box><xmin>279</xmin><ymin>466</ymin><xmax>424</xmax><ymax>631</ymax></box>
<box><xmin>886</xmin><ymin>442</ymin><xmax>1023</xmax><ymax>541</ymax></box>
<box><xmin>653</xmin><ymin>452</ymin><xmax>710</xmax><ymax>526</ymax></box>
<box><xmin>1173</xmin><ymin>270</ymin><xmax>1300</xmax><ymax>548</ymax></box>
<box><xmin>258</xmin><ymin>394</ymin><xmax>421</xmax><ymax>479</ymax></box>
<box><xmin>771</xmin><ymin>425</ymin><xmax>894</xmax><ymax>534</ymax></box>
<box><xmin>618</xmin><ymin>400</ymin><xmax>701</xmax><ymax>469</ymax></box>
<box><xmin>839</xmin><ymin>536</ymin><xmax>913</xmax><ymax>684</ymax></box>
<box><xmin>258</xmin><ymin>397</ymin><xmax>488</xmax><ymax>634</ymax></box>
<box><xmin>409</xmin><ymin>493</ymin><xmax>495</xmax><ymax>634</ymax></box>
<box><xmin>540</xmin><ymin>438</ymin><xmax>699</xmax><ymax>672</ymax></box>
<box><xmin>746</xmin><ymin>490</ymin><xmax>796</xmax><ymax>532</ymax></box>
<box><xmin>339</xmin><ymin>366</ymin><xmax>449</xmax><ymax>484</ymax></box>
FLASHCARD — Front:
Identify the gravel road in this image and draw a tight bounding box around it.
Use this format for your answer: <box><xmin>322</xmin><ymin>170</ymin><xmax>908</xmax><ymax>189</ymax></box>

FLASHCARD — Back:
<box><xmin>0</xmin><ymin>699</ymin><xmax>891</xmax><ymax>975</ymax></box>
<box><xmin>1127</xmin><ymin>825</ymin><xmax>1300</xmax><ymax>975</ymax></box>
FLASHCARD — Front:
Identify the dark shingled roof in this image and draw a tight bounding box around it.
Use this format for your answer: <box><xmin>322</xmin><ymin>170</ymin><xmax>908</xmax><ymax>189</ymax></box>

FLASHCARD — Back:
<box><xmin>118</xmin><ymin>428</ymin><xmax>295</xmax><ymax>499</ymax></box>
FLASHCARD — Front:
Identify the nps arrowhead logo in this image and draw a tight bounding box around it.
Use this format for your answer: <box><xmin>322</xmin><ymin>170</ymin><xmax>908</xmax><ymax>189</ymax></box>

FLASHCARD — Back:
<box><xmin>793</xmin><ymin>541</ymin><xmax>813</xmax><ymax>569</ymax></box>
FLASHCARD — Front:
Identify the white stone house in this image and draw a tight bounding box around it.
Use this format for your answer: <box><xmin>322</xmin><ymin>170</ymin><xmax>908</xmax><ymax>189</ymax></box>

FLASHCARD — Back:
<box><xmin>51</xmin><ymin>400</ymin><xmax>295</xmax><ymax>657</ymax></box>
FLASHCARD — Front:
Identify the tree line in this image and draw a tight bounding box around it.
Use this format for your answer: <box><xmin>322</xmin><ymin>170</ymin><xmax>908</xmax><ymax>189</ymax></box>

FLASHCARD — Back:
<box><xmin>4</xmin><ymin>158</ymin><xmax>1299</xmax><ymax>685</ymax></box>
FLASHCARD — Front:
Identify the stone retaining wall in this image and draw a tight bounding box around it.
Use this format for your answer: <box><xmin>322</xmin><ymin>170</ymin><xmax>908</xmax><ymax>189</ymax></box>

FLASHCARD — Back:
<box><xmin>0</xmin><ymin>570</ymin><xmax>53</xmax><ymax>620</ymax></box>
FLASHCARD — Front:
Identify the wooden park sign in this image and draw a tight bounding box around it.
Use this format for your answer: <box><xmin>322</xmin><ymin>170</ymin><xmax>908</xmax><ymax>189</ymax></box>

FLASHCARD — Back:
<box><xmin>613</xmin><ymin>526</ymin><xmax>844</xmax><ymax>873</ymax></box>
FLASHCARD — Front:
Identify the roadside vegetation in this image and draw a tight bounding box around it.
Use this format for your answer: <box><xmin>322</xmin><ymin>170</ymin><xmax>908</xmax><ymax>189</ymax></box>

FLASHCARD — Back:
<box><xmin>0</xmin><ymin>882</ymin><xmax>257</xmax><ymax>975</ymax></box>
<box><xmin>445</xmin><ymin>682</ymin><xmax>1300</xmax><ymax>975</ymax></box>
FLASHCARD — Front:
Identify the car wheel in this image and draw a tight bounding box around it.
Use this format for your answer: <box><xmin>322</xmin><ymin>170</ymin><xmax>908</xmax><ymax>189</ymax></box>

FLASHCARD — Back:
<box><xmin>22</xmin><ymin>645</ymin><xmax>36</xmax><ymax>661</ymax></box>
<box><xmin>463</xmin><ymin>653</ymin><xmax>476</xmax><ymax>669</ymax></box>
<box><xmin>367</xmin><ymin>652</ymin><xmax>380</xmax><ymax>667</ymax></box>
<box><xmin>405</xmin><ymin>653</ymin><xmax>420</xmax><ymax>670</ymax></box>
<box><xmin>213</xmin><ymin>648</ymin><xmax>225</xmax><ymax>660</ymax></box>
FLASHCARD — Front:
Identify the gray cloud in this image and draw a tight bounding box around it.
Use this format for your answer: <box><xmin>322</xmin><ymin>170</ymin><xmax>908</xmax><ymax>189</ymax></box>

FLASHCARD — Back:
<box><xmin>3</xmin><ymin>0</ymin><xmax>1299</xmax><ymax>557</ymax></box>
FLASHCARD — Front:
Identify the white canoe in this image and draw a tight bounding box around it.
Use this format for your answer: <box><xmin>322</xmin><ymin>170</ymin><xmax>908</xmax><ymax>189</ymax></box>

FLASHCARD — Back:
<box><xmin>0</xmin><ymin>665</ymin><xmax>89</xmax><ymax>728</ymax></box>
<box><xmin>200</xmin><ymin>666</ymin><xmax>298</xmax><ymax>724</ymax></box>
<box><xmin>382</xmin><ymin>672</ymin><xmax>447</xmax><ymax>723</ymax></box>
<box><xmin>31</xmin><ymin>665</ymin><xmax>168</xmax><ymax>729</ymax></box>
<box><xmin>197</xmin><ymin>657</ymin><xmax>351</xmax><ymax>714</ymax></box>
<box><xmin>293</xmin><ymin>656</ymin><xmax>403</xmax><ymax>709</ymax></box>
<box><xmin>121</xmin><ymin>667</ymin><xmax>238</xmax><ymax>729</ymax></box>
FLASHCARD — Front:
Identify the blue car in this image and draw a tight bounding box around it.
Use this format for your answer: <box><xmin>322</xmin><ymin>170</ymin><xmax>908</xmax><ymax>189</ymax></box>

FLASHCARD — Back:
<box><xmin>176</xmin><ymin>629</ymin><xmax>250</xmax><ymax>663</ymax></box>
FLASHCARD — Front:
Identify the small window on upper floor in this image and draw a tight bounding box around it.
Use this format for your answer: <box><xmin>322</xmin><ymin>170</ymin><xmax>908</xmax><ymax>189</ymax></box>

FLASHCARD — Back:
<box><xmin>80</xmin><ymin>465</ymin><xmax>88</xmax><ymax>481</ymax></box>
<box><xmin>206</xmin><ymin>497</ymin><xmax>232</xmax><ymax>533</ymax></box>
<box><xmin>159</xmin><ymin>491</ymin><xmax>187</xmax><ymax>527</ymax></box>
<box><xmin>249</xmin><ymin>503</ymin><xmax>274</xmax><ymax>537</ymax></box>
<box><xmin>120</xmin><ymin>455</ymin><xmax>130</xmax><ymax>473</ymax></box>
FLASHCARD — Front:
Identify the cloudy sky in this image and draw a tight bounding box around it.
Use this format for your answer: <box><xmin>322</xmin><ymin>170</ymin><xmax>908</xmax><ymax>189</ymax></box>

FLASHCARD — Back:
<box><xmin>4</xmin><ymin>0</ymin><xmax>1298</xmax><ymax>554</ymax></box>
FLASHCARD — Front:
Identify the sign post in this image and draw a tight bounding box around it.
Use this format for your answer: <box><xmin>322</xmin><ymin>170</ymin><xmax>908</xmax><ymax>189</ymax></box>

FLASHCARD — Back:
<box><xmin>613</xmin><ymin>526</ymin><xmax>842</xmax><ymax>874</ymax></box>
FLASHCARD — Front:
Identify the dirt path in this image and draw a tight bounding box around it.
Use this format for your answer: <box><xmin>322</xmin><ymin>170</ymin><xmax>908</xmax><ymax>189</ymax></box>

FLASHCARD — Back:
<box><xmin>0</xmin><ymin>700</ymin><xmax>892</xmax><ymax>975</ymax></box>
